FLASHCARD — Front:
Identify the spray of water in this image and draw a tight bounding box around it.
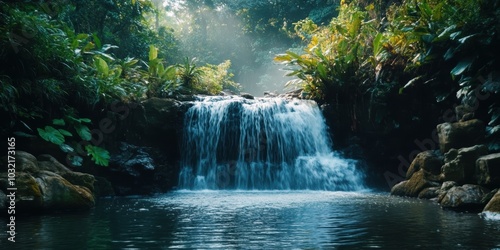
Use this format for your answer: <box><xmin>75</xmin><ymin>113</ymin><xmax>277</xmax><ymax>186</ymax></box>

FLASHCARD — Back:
<box><xmin>178</xmin><ymin>96</ymin><xmax>365</xmax><ymax>190</ymax></box>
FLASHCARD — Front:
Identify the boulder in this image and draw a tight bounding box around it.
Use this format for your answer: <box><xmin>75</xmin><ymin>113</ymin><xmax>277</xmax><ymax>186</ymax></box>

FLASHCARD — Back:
<box><xmin>391</xmin><ymin>169</ymin><xmax>437</xmax><ymax>197</ymax></box>
<box><xmin>440</xmin><ymin>145</ymin><xmax>488</xmax><ymax>183</ymax></box>
<box><xmin>439</xmin><ymin>184</ymin><xmax>489</xmax><ymax>211</ymax></box>
<box><xmin>61</xmin><ymin>172</ymin><xmax>96</xmax><ymax>192</ymax></box>
<box><xmin>455</xmin><ymin>105</ymin><xmax>475</xmax><ymax>122</ymax></box>
<box><xmin>406</xmin><ymin>150</ymin><xmax>443</xmax><ymax>180</ymax></box>
<box><xmin>418</xmin><ymin>187</ymin><xmax>441</xmax><ymax>199</ymax></box>
<box><xmin>15</xmin><ymin>151</ymin><xmax>39</xmax><ymax>173</ymax></box>
<box><xmin>37</xmin><ymin>154</ymin><xmax>95</xmax><ymax>192</ymax></box>
<box><xmin>0</xmin><ymin>172</ymin><xmax>44</xmax><ymax>211</ymax></box>
<box><xmin>475</xmin><ymin>153</ymin><xmax>500</xmax><ymax>186</ymax></box>
<box><xmin>240</xmin><ymin>92</ymin><xmax>255</xmax><ymax>100</ymax></box>
<box><xmin>390</xmin><ymin>181</ymin><xmax>409</xmax><ymax>197</ymax></box>
<box><xmin>483</xmin><ymin>189</ymin><xmax>500</xmax><ymax>213</ymax></box>
<box><xmin>482</xmin><ymin>188</ymin><xmax>499</xmax><ymax>205</ymax></box>
<box><xmin>436</xmin><ymin>119</ymin><xmax>485</xmax><ymax>153</ymax></box>
<box><xmin>37</xmin><ymin>154</ymin><xmax>71</xmax><ymax>174</ymax></box>
<box><xmin>441</xmin><ymin>181</ymin><xmax>458</xmax><ymax>192</ymax></box>
<box><xmin>34</xmin><ymin>171</ymin><xmax>95</xmax><ymax>210</ymax></box>
<box><xmin>279</xmin><ymin>89</ymin><xmax>303</xmax><ymax>99</ymax></box>
<box><xmin>0</xmin><ymin>152</ymin><xmax>99</xmax><ymax>213</ymax></box>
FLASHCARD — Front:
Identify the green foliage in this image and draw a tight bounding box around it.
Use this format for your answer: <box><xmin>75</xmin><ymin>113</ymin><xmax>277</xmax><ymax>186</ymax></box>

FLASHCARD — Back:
<box><xmin>146</xmin><ymin>45</ymin><xmax>181</xmax><ymax>97</ymax></box>
<box><xmin>37</xmin><ymin>126</ymin><xmax>67</xmax><ymax>145</ymax></box>
<box><xmin>84</xmin><ymin>145</ymin><xmax>110</xmax><ymax>167</ymax></box>
<box><xmin>178</xmin><ymin>57</ymin><xmax>204</xmax><ymax>90</ymax></box>
<box><xmin>379</xmin><ymin>0</ymin><xmax>500</xmax><ymax>125</ymax></box>
<box><xmin>276</xmin><ymin>0</ymin><xmax>500</xmax><ymax>133</ymax></box>
<box><xmin>198</xmin><ymin>60</ymin><xmax>241</xmax><ymax>94</ymax></box>
<box><xmin>0</xmin><ymin>4</ymin><xmax>94</xmax><ymax>119</ymax></box>
<box><xmin>36</xmin><ymin>115</ymin><xmax>110</xmax><ymax>167</ymax></box>
<box><xmin>69</xmin><ymin>0</ymin><xmax>180</xmax><ymax>62</ymax></box>
<box><xmin>275</xmin><ymin>3</ymin><xmax>376</xmax><ymax>101</ymax></box>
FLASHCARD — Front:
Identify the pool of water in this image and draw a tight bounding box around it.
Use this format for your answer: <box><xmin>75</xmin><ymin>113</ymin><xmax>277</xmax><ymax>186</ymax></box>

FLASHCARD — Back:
<box><xmin>2</xmin><ymin>191</ymin><xmax>500</xmax><ymax>249</ymax></box>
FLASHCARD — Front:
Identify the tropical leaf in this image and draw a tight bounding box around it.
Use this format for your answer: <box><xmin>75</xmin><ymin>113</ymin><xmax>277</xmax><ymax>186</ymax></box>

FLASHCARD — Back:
<box><xmin>451</xmin><ymin>57</ymin><xmax>474</xmax><ymax>76</ymax></box>
<box><xmin>95</xmin><ymin>57</ymin><xmax>109</xmax><ymax>77</ymax></box>
<box><xmin>162</xmin><ymin>65</ymin><xmax>177</xmax><ymax>80</ymax></box>
<box><xmin>59</xmin><ymin>143</ymin><xmax>74</xmax><ymax>153</ymax></box>
<box><xmin>317</xmin><ymin>62</ymin><xmax>327</xmax><ymax>79</ymax></box>
<box><xmin>37</xmin><ymin>126</ymin><xmax>65</xmax><ymax>145</ymax></box>
<box><xmin>92</xmin><ymin>33</ymin><xmax>102</xmax><ymax>49</ymax></box>
<box><xmin>68</xmin><ymin>155</ymin><xmax>83</xmax><ymax>167</ymax></box>
<box><xmin>85</xmin><ymin>145</ymin><xmax>110</xmax><ymax>166</ymax></box>
<box><xmin>52</xmin><ymin>118</ymin><xmax>65</xmax><ymax>126</ymax></box>
<box><xmin>75</xmin><ymin>124</ymin><xmax>91</xmax><ymax>141</ymax></box>
<box><xmin>373</xmin><ymin>33</ymin><xmax>383</xmax><ymax>57</ymax></box>
<box><xmin>149</xmin><ymin>45</ymin><xmax>158</xmax><ymax>61</ymax></box>
<box><xmin>403</xmin><ymin>76</ymin><xmax>423</xmax><ymax>89</ymax></box>
<box><xmin>58</xmin><ymin>129</ymin><xmax>73</xmax><ymax>137</ymax></box>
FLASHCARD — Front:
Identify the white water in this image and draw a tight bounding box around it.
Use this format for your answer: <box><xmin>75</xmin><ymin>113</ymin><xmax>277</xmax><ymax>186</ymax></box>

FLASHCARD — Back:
<box><xmin>178</xmin><ymin>96</ymin><xmax>364</xmax><ymax>190</ymax></box>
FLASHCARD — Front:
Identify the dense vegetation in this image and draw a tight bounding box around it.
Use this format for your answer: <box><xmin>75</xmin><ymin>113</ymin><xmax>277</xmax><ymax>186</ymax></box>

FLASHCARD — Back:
<box><xmin>0</xmin><ymin>0</ymin><xmax>240</xmax><ymax>167</ymax></box>
<box><xmin>1</xmin><ymin>0</ymin><xmax>499</xmax><ymax>175</ymax></box>
<box><xmin>276</xmin><ymin>0</ymin><xmax>500</xmax><ymax>164</ymax></box>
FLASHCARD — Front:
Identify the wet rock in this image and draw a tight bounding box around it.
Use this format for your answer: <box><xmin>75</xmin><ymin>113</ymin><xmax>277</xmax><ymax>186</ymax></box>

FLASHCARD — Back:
<box><xmin>391</xmin><ymin>169</ymin><xmax>436</xmax><ymax>197</ymax></box>
<box><xmin>482</xmin><ymin>188</ymin><xmax>499</xmax><ymax>205</ymax></box>
<box><xmin>390</xmin><ymin>181</ymin><xmax>409</xmax><ymax>197</ymax></box>
<box><xmin>438</xmin><ymin>181</ymin><xmax>458</xmax><ymax>201</ymax></box>
<box><xmin>441</xmin><ymin>181</ymin><xmax>458</xmax><ymax>192</ymax></box>
<box><xmin>440</xmin><ymin>145</ymin><xmax>488</xmax><ymax>183</ymax></box>
<box><xmin>34</xmin><ymin>171</ymin><xmax>95</xmax><ymax>210</ymax></box>
<box><xmin>406</xmin><ymin>150</ymin><xmax>443</xmax><ymax>180</ymax></box>
<box><xmin>439</xmin><ymin>184</ymin><xmax>489</xmax><ymax>212</ymax></box>
<box><xmin>475</xmin><ymin>153</ymin><xmax>500</xmax><ymax>186</ymax></box>
<box><xmin>37</xmin><ymin>154</ymin><xmax>71</xmax><ymax>174</ymax></box>
<box><xmin>436</xmin><ymin>119</ymin><xmax>485</xmax><ymax>153</ymax></box>
<box><xmin>0</xmin><ymin>172</ymin><xmax>44</xmax><ymax>211</ymax></box>
<box><xmin>106</xmin><ymin>143</ymin><xmax>156</xmax><ymax>195</ymax></box>
<box><xmin>0</xmin><ymin>152</ymin><xmax>98</xmax><ymax>213</ymax></box>
<box><xmin>418</xmin><ymin>187</ymin><xmax>441</xmax><ymax>199</ymax></box>
<box><xmin>240</xmin><ymin>92</ymin><xmax>255</xmax><ymax>100</ymax></box>
<box><xmin>61</xmin><ymin>172</ymin><xmax>96</xmax><ymax>193</ymax></box>
<box><xmin>483</xmin><ymin>189</ymin><xmax>500</xmax><ymax>213</ymax></box>
<box><xmin>15</xmin><ymin>151</ymin><xmax>39</xmax><ymax>173</ymax></box>
<box><xmin>278</xmin><ymin>89</ymin><xmax>303</xmax><ymax>99</ymax></box>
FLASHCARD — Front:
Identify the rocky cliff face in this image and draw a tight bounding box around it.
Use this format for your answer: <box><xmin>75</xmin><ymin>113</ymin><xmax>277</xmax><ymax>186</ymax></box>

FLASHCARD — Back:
<box><xmin>94</xmin><ymin>97</ymin><xmax>192</xmax><ymax>195</ymax></box>
<box><xmin>391</xmin><ymin>119</ymin><xmax>500</xmax><ymax>214</ymax></box>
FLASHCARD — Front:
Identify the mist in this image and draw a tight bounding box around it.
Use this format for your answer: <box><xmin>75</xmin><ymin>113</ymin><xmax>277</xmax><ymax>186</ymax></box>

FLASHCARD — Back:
<box><xmin>162</xmin><ymin>0</ymin><xmax>303</xmax><ymax>96</ymax></box>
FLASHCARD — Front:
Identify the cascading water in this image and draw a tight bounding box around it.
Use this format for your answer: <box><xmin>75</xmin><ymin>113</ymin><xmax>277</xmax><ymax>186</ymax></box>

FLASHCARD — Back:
<box><xmin>178</xmin><ymin>95</ymin><xmax>365</xmax><ymax>190</ymax></box>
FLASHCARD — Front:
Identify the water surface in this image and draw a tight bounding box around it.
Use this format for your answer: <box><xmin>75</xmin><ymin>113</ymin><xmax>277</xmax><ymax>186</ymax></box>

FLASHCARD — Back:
<box><xmin>2</xmin><ymin>191</ymin><xmax>500</xmax><ymax>249</ymax></box>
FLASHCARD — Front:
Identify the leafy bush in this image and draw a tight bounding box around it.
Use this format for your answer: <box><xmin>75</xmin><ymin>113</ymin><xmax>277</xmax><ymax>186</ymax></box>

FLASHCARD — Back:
<box><xmin>37</xmin><ymin>116</ymin><xmax>110</xmax><ymax>167</ymax></box>
<box><xmin>198</xmin><ymin>60</ymin><xmax>241</xmax><ymax>95</ymax></box>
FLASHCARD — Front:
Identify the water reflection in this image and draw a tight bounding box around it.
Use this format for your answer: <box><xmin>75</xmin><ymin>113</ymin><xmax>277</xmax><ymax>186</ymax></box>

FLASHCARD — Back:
<box><xmin>1</xmin><ymin>191</ymin><xmax>499</xmax><ymax>249</ymax></box>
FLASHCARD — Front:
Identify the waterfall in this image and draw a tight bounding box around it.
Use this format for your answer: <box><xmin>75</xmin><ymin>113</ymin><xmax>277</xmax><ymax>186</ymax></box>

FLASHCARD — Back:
<box><xmin>178</xmin><ymin>96</ymin><xmax>364</xmax><ymax>190</ymax></box>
